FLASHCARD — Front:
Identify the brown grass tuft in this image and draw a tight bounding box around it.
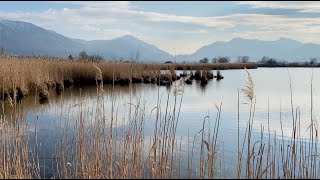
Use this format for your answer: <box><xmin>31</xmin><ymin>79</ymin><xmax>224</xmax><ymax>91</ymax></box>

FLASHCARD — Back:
<box><xmin>242</xmin><ymin>68</ymin><xmax>254</xmax><ymax>101</ymax></box>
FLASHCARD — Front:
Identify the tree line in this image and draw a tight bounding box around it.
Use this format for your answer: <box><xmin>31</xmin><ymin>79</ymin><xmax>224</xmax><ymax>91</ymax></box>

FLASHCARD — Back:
<box><xmin>198</xmin><ymin>56</ymin><xmax>250</xmax><ymax>63</ymax></box>
<box><xmin>69</xmin><ymin>50</ymin><xmax>140</xmax><ymax>63</ymax></box>
<box><xmin>197</xmin><ymin>55</ymin><xmax>319</xmax><ymax>66</ymax></box>
<box><xmin>258</xmin><ymin>56</ymin><xmax>319</xmax><ymax>67</ymax></box>
<box><xmin>67</xmin><ymin>51</ymin><xmax>104</xmax><ymax>62</ymax></box>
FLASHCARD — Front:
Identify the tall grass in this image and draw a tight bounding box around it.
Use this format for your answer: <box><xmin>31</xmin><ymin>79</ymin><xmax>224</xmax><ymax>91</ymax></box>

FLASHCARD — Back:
<box><xmin>0</xmin><ymin>56</ymin><xmax>161</xmax><ymax>96</ymax></box>
<box><xmin>0</xmin><ymin>56</ymin><xmax>256</xmax><ymax>101</ymax></box>
<box><xmin>235</xmin><ymin>69</ymin><xmax>319</xmax><ymax>179</ymax></box>
<box><xmin>0</xmin><ymin>62</ymin><xmax>319</xmax><ymax>179</ymax></box>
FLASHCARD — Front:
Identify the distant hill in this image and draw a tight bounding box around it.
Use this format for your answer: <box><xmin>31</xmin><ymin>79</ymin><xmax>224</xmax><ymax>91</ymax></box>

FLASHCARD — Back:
<box><xmin>176</xmin><ymin>37</ymin><xmax>320</xmax><ymax>62</ymax></box>
<box><xmin>0</xmin><ymin>18</ymin><xmax>83</xmax><ymax>57</ymax></box>
<box><xmin>0</xmin><ymin>18</ymin><xmax>320</xmax><ymax>62</ymax></box>
<box><xmin>0</xmin><ymin>19</ymin><xmax>173</xmax><ymax>62</ymax></box>
<box><xmin>83</xmin><ymin>35</ymin><xmax>173</xmax><ymax>61</ymax></box>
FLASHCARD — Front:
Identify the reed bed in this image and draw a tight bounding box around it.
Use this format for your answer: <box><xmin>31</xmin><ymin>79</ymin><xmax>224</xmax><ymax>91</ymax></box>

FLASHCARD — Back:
<box><xmin>1</xmin><ymin>57</ymin><xmax>317</xmax><ymax>179</ymax></box>
<box><xmin>0</xmin><ymin>56</ymin><xmax>159</xmax><ymax>95</ymax></box>
<box><xmin>0</xmin><ymin>56</ymin><xmax>250</xmax><ymax>102</ymax></box>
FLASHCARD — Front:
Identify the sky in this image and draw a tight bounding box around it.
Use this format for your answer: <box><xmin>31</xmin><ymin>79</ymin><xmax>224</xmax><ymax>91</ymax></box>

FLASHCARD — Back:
<box><xmin>0</xmin><ymin>1</ymin><xmax>320</xmax><ymax>55</ymax></box>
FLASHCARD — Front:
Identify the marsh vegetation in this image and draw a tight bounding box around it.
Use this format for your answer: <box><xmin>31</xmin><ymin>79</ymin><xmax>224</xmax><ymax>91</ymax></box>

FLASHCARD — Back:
<box><xmin>0</xmin><ymin>56</ymin><xmax>258</xmax><ymax>102</ymax></box>
<box><xmin>0</xmin><ymin>56</ymin><xmax>319</xmax><ymax>179</ymax></box>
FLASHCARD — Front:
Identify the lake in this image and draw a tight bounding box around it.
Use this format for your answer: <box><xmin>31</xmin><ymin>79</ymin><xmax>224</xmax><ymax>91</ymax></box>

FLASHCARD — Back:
<box><xmin>2</xmin><ymin>67</ymin><xmax>319</xmax><ymax>179</ymax></box>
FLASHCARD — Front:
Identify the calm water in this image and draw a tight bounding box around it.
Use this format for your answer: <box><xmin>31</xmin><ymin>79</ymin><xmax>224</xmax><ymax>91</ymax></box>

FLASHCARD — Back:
<box><xmin>2</xmin><ymin>68</ymin><xmax>320</xmax><ymax>178</ymax></box>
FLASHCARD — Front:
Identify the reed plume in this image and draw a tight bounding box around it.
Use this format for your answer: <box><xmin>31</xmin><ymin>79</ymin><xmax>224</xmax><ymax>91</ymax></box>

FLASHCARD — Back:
<box><xmin>93</xmin><ymin>64</ymin><xmax>104</xmax><ymax>93</ymax></box>
<box><xmin>242</xmin><ymin>68</ymin><xmax>254</xmax><ymax>101</ymax></box>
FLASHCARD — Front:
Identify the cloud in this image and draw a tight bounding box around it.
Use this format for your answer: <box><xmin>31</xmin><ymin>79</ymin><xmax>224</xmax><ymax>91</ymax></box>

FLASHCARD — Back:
<box><xmin>81</xmin><ymin>24</ymin><xmax>101</xmax><ymax>32</ymax></box>
<box><xmin>238</xmin><ymin>1</ymin><xmax>320</xmax><ymax>13</ymax></box>
<box><xmin>231</xmin><ymin>29</ymin><xmax>320</xmax><ymax>44</ymax></box>
<box><xmin>52</xmin><ymin>1</ymin><xmax>131</xmax><ymax>9</ymax></box>
<box><xmin>218</xmin><ymin>13</ymin><xmax>320</xmax><ymax>28</ymax></box>
<box><xmin>0</xmin><ymin>3</ymin><xmax>235</xmax><ymax>30</ymax></box>
<box><xmin>86</xmin><ymin>29</ymin><xmax>136</xmax><ymax>40</ymax></box>
<box><xmin>2</xmin><ymin>4</ymin><xmax>319</xmax><ymax>34</ymax></box>
<box><xmin>1</xmin><ymin>1</ymin><xmax>320</xmax><ymax>54</ymax></box>
<box><xmin>182</xmin><ymin>29</ymin><xmax>209</xmax><ymax>34</ymax></box>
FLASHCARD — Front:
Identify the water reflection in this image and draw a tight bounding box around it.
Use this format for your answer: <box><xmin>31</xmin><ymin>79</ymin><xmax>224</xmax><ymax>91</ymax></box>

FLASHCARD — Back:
<box><xmin>1</xmin><ymin>77</ymin><xmax>221</xmax><ymax>118</ymax></box>
<box><xmin>2</xmin><ymin>68</ymin><xmax>320</xmax><ymax>178</ymax></box>
<box><xmin>199</xmin><ymin>80</ymin><xmax>208</xmax><ymax>94</ymax></box>
<box><xmin>3</xmin><ymin>68</ymin><xmax>319</xmax><ymax>140</ymax></box>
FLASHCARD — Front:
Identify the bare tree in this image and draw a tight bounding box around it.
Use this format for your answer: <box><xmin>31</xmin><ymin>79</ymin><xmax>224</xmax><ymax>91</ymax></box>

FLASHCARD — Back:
<box><xmin>309</xmin><ymin>57</ymin><xmax>318</xmax><ymax>66</ymax></box>
<box><xmin>211</xmin><ymin>57</ymin><xmax>217</xmax><ymax>63</ymax></box>
<box><xmin>237</xmin><ymin>56</ymin><xmax>249</xmax><ymax>63</ymax></box>
<box><xmin>0</xmin><ymin>45</ymin><xmax>4</xmax><ymax>56</ymax></box>
<box><xmin>79</xmin><ymin>51</ymin><xmax>89</xmax><ymax>60</ymax></box>
<box><xmin>214</xmin><ymin>56</ymin><xmax>230</xmax><ymax>63</ymax></box>
<box><xmin>90</xmin><ymin>54</ymin><xmax>104</xmax><ymax>62</ymax></box>
<box><xmin>129</xmin><ymin>50</ymin><xmax>140</xmax><ymax>62</ymax></box>
<box><xmin>199</xmin><ymin>57</ymin><xmax>209</xmax><ymax>63</ymax></box>
<box><xmin>135</xmin><ymin>50</ymin><xmax>140</xmax><ymax>61</ymax></box>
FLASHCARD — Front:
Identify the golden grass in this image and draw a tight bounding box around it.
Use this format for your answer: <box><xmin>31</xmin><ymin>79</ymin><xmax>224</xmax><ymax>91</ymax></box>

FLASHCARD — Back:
<box><xmin>242</xmin><ymin>68</ymin><xmax>254</xmax><ymax>101</ymax></box>
<box><xmin>7</xmin><ymin>56</ymin><xmax>320</xmax><ymax>179</ymax></box>
<box><xmin>0</xmin><ymin>56</ymin><xmax>163</xmax><ymax>100</ymax></box>
<box><xmin>2</xmin><ymin>73</ymin><xmax>318</xmax><ymax>179</ymax></box>
<box><xmin>0</xmin><ymin>56</ymin><xmax>255</xmax><ymax>102</ymax></box>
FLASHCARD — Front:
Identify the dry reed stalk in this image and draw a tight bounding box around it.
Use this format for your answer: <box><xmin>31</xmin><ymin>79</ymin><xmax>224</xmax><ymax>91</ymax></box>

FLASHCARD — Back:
<box><xmin>0</xmin><ymin>56</ymin><xmax>255</xmax><ymax>102</ymax></box>
<box><xmin>1</xmin><ymin>59</ymin><xmax>320</xmax><ymax>179</ymax></box>
<box><xmin>242</xmin><ymin>68</ymin><xmax>254</xmax><ymax>102</ymax></box>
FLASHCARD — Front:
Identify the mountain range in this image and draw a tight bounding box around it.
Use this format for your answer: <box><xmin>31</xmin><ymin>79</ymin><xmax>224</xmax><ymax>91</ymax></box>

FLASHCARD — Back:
<box><xmin>0</xmin><ymin>18</ymin><xmax>319</xmax><ymax>62</ymax></box>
